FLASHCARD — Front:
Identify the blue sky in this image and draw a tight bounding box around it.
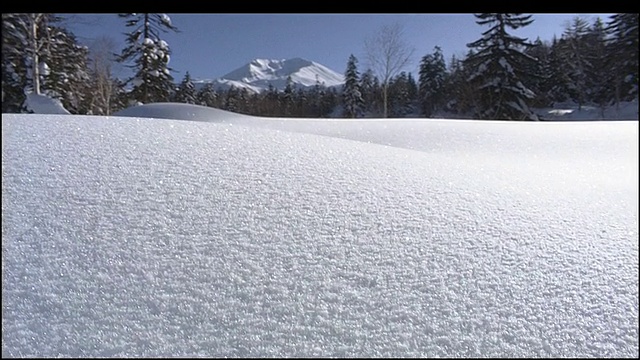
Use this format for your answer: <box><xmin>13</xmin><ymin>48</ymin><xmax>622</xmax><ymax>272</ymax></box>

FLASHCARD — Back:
<box><xmin>64</xmin><ymin>13</ymin><xmax>613</xmax><ymax>81</ymax></box>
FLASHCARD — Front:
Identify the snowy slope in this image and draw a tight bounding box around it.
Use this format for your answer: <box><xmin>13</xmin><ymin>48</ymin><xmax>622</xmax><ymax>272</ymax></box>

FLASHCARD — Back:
<box><xmin>2</xmin><ymin>108</ymin><xmax>638</xmax><ymax>357</ymax></box>
<box><xmin>207</xmin><ymin>57</ymin><xmax>344</xmax><ymax>93</ymax></box>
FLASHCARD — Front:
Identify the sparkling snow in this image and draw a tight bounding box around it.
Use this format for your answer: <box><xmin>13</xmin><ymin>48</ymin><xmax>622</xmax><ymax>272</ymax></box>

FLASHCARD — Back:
<box><xmin>2</xmin><ymin>105</ymin><xmax>638</xmax><ymax>357</ymax></box>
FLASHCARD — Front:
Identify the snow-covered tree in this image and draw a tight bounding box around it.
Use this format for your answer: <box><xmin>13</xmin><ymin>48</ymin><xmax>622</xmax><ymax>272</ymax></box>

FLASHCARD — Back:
<box><xmin>173</xmin><ymin>71</ymin><xmax>197</xmax><ymax>104</ymax></box>
<box><xmin>117</xmin><ymin>13</ymin><xmax>178</xmax><ymax>104</ymax></box>
<box><xmin>465</xmin><ymin>13</ymin><xmax>539</xmax><ymax>120</ymax></box>
<box><xmin>342</xmin><ymin>54</ymin><xmax>364</xmax><ymax>118</ymax></box>
<box><xmin>42</xmin><ymin>25</ymin><xmax>91</xmax><ymax>114</ymax></box>
<box><xmin>418</xmin><ymin>46</ymin><xmax>448</xmax><ymax>117</ymax></box>
<box><xmin>2</xmin><ymin>13</ymin><xmax>91</xmax><ymax>114</ymax></box>
<box><xmin>2</xmin><ymin>14</ymin><xmax>29</xmax><ymax>112</ymax></box>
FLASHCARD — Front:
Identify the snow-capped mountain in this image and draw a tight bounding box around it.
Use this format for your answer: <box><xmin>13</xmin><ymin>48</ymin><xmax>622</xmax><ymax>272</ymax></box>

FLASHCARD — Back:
<box><xmin>196</xmin><ymin>58</ymin><xmax>344</xmax><ymax>93</ymax></box>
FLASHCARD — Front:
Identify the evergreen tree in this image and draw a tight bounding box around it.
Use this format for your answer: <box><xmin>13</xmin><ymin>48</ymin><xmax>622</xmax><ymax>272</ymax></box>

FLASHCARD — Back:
<box><xmin>282</xmin><ymin>76</ymin><xmax>295</xmax><ymax>116</ymax></box>
<box><xmin>388</xmin><ymin>72</ymin><xmax>413</xmax><ymax>117</ymax></box>
<box><xmin>418</xmin><ymin>46</ymin><xmax>447</xmax><ymax>117</ymax></box>
<box><xmin>359</xmin><ymin>69</ymin><xmax>379</xmax><ymax>116</ymax></box>
<box><xmin>174</xmin><ymin>71</ymin><xmax>197</xmax><ymax>104</ymax></box>
<box><xmin>309</xmin><ymin>76</ymin><xmax>325</xmax><ymax>117</ymax></box>
<box><xmin>2</xmin><ymin>13</ymin><xmax>92</xmax><ymax>113</ymax></box>
<box><xmin>117</xmin><ymin>13</ymin><xmax>178</xmax><ymax>104</ymax></box>
<box><xmin>342</xmin><ymin>54</ymin><xmax>364</xmax><ymax>118</ymax></box>
<box><xmin>2</xmin><ymin>14</ymin><xmax>29</xmax><ymax>112</ymax></box>
<box><xmin>197</xmin><ymin>83</ymin><xmax>218</xmax><ymax>107</ymax></box>
<box><xmin>585</xmin><ymin>17</ymin><xmax>614</xmax><ymax>115</ymax></box>
<box><xmin>606</xmin><ymin>13</ymin><xmax>639</xmax><ymax>104</ymax></box>
<box><xmin>559</xmin><ymin>16</ymin><xmax>592</xmax><ymax>110</ymax></box>
<box><xmin>223</xmin><ymin>86</ymin><xmax>239</xmax><ymax>112</ymax></box>
<box><xmin>42</xmin><ymin>25</ymin><xmax>91</xmax><ymax>114</ymax></box>
<box><xmin>466</xmin><ymin>13</ymin><xmax>539</xmax><ymax>120</ymax></box>
<box><xmin>545</xmin><ymin>36</ymin><xmax>573</xmax><ymax>104</ymax></box>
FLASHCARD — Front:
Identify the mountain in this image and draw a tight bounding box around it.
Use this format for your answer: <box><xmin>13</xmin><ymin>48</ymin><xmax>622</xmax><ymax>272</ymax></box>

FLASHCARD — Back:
<box><xmin>195</xmin><ymin>58</ymin><xmax>344</xmax><ymax>93</ymax></box>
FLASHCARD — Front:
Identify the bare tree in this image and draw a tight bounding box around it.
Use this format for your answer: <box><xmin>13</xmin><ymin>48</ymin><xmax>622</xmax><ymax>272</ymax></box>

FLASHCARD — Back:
<box><xmin>87</xmin><ymin>36</ymin><xmax>118</xmax><ymax>115</ymax></box>
<box><xmin>364</xmin><ymin>22</ymin><xmax>414</xmax><ymax>118</ymax></box>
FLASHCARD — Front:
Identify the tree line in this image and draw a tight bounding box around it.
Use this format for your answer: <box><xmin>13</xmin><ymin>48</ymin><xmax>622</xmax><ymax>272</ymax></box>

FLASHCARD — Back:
<box><xmin>2</xmin><ymin>13</ymin><xmax>638</xmax><ymax>120</ymax></box>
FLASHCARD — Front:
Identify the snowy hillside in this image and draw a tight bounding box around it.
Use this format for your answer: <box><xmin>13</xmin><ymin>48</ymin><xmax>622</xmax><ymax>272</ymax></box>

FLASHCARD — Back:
<box><xmin>199</xmin><ymin>57</ymin><xmax>344</xmax><ymax>93</ymax></box>
<box><xmin>2</xmin><ymin>105</ymin><xmax>638</xmax><ymax>357</ymax></box>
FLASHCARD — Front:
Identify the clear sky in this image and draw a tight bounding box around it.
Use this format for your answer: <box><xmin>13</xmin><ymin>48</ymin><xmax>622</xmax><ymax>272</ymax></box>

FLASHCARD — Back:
<box><xmin>64</xmin><ymin>13</ymin><xmax>613</xmax><ymax>81</ymax></box>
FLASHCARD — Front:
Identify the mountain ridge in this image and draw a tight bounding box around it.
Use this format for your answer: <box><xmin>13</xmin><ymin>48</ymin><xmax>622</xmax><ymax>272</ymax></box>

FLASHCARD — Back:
<box><xmin>193</xmin><ymin>57</ymin><xmax>344</xmax><ymax>93</ymax></box>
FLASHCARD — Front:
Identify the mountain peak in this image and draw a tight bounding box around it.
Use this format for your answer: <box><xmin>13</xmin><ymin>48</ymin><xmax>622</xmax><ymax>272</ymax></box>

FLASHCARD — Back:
<box><xmin>212</xmin><ymin>58</ymin><xmax>344</xmax><ymax>93</ymax></box>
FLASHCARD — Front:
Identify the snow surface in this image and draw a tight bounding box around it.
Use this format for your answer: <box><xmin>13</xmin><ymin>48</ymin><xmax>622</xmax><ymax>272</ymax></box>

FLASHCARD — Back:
<box><xmin>2</xmin><ymin>104</ymin><xmax>639</xmax><ymax>357</ymax></box>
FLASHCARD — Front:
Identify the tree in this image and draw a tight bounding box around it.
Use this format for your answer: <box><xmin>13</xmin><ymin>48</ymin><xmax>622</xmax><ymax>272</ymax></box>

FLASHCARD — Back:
<box><xmin>117</xmin><ymin>13</ymin><xmax>178</xmax><ymax>104</ymax></box>
<box><xmin>197</xmin><ymin>83</ymin><xmax>219</xmax><ymax>108</ymax></box>
<box><xmin>42</xmin><ymin>25</ymin><xmax>91</xmax><ymax>114</ymax></box>
<box><xmin>465</xmin><ymin>13</ymin><xmax>539</xmax><ymax>120</ymax></box>
<box><xmin>342</xmin><ymin>54</ymin><xmax>364</xmax><ymax>118</ymax></box>
<box><xmin>173</xmin><ymin>71</ymin><xmax>197</xmax><ymax>104</ymax></box>
<box><xmin>364</xmin><ymin>22</ymin><xmax>414</xmax><ymax>118</ymax></box>
<box><xmin>359</xmin><ymin>69</ymin><xmax>380</xmax><ymax>116</ymax></box>
<box><xmin>388</xmin><ymin>72</ymin><xmax>414</xmax><ymax>117</ymax></box>
<box><xmin>2</xmin><ymin>13</ymin><xmax>91</xmax><ymax>113</ymax></box>
<box><xmin>584</xmin><ymin>17</ymin><xmax>614</xmax><ymax>116</ymax></box>
<box><xmin>2</xmin><ymin>14</ymin><xmax>30</xmax><ymax>112</ymax></box>
<box><xmin>606</xmin><ymin>13</ymin><xmax>639</xmax><ymax>105</ymax></box>
<box><xmin>418</xmin><ymin>46</ymin><xmax>448</xmax><ymax>117</ymax></box>
<box><xmin>85</xmin><ymin>36</ymin><xmax>119</xmax><ymax>115</ymax></box>
<box><xmin>559</xmin><ymin>16</ymin><xmax>592</xmax><ymax>111</ymax></box>
<box><xmin>282</xmin><ymin>75</ymin><xmax>294</xmax><ymax>116</ymax></box>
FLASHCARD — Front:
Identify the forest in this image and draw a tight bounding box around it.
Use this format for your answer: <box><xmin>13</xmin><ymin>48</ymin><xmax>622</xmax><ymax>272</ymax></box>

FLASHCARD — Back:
<box><xmin>2</xmin><ymin>14</ymin><xmax>638</xmax><ymax>120</ymax></box>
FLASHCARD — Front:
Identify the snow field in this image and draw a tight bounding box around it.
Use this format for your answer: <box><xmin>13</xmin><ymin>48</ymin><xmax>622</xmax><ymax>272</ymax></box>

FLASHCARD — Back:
<box><xmin>2</xmin><ymin>110</ymin><xmax>638</xmax><ymax>357</ymax></box>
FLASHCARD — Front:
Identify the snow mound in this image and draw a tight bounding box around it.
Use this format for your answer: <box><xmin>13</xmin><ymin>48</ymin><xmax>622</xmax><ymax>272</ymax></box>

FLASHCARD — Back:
<box><xmin>113</xmin><ymin>102</ymin><xmax>249</xmax><ymax>122</ymax></box>
<box><xmin>24</xmin><ymin>93</ymin><xmax>71</xmax><ymax>114</ymax></box>
<box><xmin>2</xmin><ymin>114</ymin><xmax>638</xmax><ymax>358</ymax></box>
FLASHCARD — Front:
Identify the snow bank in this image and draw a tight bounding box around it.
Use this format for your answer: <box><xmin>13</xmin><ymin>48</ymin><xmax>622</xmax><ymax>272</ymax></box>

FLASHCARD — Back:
<box><xmin>2</xmin><ymin>112</ymin><xmax>638</xmax><ymax>358</ymax></box>
<box><xmin>24</xmin><ymin>93</ymin><xmax>71</xmax><ymax>115</ymax></box>
<box><xmin>113</xmin><ymin>102</ymin><xmax>246</xmax><ymax>122</ymax></box>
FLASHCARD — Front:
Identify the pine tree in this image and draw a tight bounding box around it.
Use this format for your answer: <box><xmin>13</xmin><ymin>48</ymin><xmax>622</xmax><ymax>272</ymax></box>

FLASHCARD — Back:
<box><xmin>388</xmin><ymin>72</ymin><xmax>413</xmax><ymax>117</ymax></box>
<box><xmin>559</xmin><ymin>16</ymin><xmax>593</xmax><ymax>111</ymax></box>
<box><xmin>606</xmin><ymin>13</ymin><xmax>639</xmax><ymax>104</ymax></box>
<box><xmin>545</xmin><ymin>36</ymin><xmax>573</xmax><ymax>104</ymax></box>
<box><xmin>197</xmin><ymin>83</ymin><xmax>218</xmax><ymax>107</ymax></box>
<box><xmin>585</xmin><ymin>17</ymin><xmax>614</xmax><ymax>115</ymax></box>
<box><xmin>43</xmin><ymin>25</ymin><xmax>91</xmax><ymax>114</ymax></box>
<box><xmin>282</xmin><ymin>76</ymin><xmax>294</xmax><ymax>116</ymax></box>
<box><xmin>418</xmin><ymin>46</ymin><xmax>448</xmax><ymax>117</ymax></box>
<box><xmin>342</xmin><ymin>54</ymin><xmax>364</xmax><ymax>118</ymax></box>
<box><xmin>2</xmin><ymin>14</ymin><xmax>29</xmax><ymax>112</ymax></box>
<box><xmin>2</xmin><ymin>14</ymin><xmax>92</xmax><ymax>114</ymax></box>
<box><xmin>173</xmin><ymin>71</ymin><xmax>197</xmax><ymax>104</ymax></box>
<box><xmin>117</xmin><ymin>13</ymin><xmax>178</xmax><ymax>104</ymax></box>
<box><xmin>359</xmin><ymin>69</ymin><xmax>378</xmax><ymax>116</ymax></box>
<box><xmin>466</xmin><ymin>13</ymin><xmax>539</xmax><ymax>120</ymax></box>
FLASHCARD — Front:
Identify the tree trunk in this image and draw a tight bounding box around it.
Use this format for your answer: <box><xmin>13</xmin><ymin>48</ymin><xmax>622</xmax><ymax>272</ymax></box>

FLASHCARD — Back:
<box><xmin>30</xmin><ymin>15</ymin><xmax>41</xmax><ymax>95</ymax></box>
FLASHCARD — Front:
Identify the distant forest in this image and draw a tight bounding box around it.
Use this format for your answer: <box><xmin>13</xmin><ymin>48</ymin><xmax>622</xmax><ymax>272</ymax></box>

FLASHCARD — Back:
<box><xmin>2</xmin><ymin>14</ymin><xmax>638</xmax><ymax>120</ymax></box>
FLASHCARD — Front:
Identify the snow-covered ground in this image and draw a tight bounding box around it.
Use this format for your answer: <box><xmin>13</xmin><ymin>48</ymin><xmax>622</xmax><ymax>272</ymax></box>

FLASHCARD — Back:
<box><xmin>2</xmin><ymin>102</ymin><xmax>638</xmax><ymax>357</ymax></box>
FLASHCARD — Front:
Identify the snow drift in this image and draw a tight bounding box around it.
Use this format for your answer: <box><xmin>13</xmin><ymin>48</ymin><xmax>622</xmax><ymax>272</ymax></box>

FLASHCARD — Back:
<box><xmin>2</xmin><ymin>106</ymin><xmax>638</xmax><ymax>358</ymax></box>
